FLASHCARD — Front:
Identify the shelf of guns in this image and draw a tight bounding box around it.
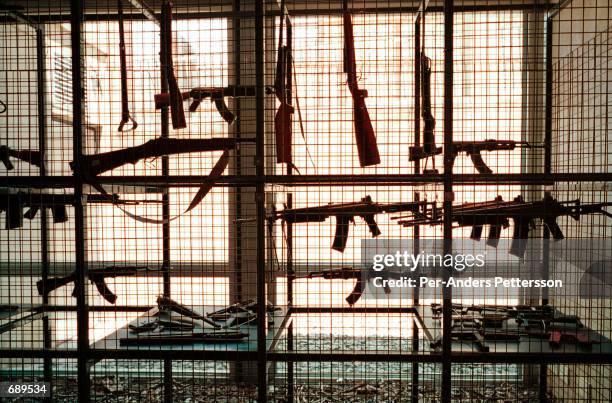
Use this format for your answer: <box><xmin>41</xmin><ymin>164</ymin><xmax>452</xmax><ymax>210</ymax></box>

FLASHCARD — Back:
<box><xmin>1</xmin><ymin>0</ymin><xmax>542</xmax><ymax>184</ymax></box>
<box><xmin>428</xmin><ymin>303</ymin><xmax>598</xmax><ymax>352</ymax></box>
<box><xmin>1</xmin><ymin>191</ymin><xmax>609</xmax><ymax>308</ymax></box>
<box><xmin>121</xmin><ymin>296</ymin><xmax>280</xmax><ymax>345</ymax></box>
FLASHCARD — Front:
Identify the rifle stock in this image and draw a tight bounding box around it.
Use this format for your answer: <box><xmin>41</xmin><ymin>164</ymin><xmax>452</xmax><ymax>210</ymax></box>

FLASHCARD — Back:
<box><xmin>161</xmin><ymin>1</ymin><xmax>186</xmax><ymax>129</ymax></box>
<box><xmin>72</xmin><ymin>137</ymin><xmax>235</xmax><ymax>176</ymax></box>
<box><xmin>343</xmin><ymin>11</ymin><xmax>380</xmax><ymax>167</ymax></box>
<box><xmin>409</xmin><ymin>54</ymin><xmax>442</xmax><ymax>163</ymax></box>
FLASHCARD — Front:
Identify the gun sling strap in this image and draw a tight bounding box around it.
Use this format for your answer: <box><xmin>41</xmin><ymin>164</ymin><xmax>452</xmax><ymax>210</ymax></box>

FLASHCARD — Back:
<box><xmin>83</xmin><ymin>149</ymin><xmax>230</xmax><ymax>224</ymax></box>
<box><xmin>117</xmin><ymin>0</ymin><xmax>137</xmax><ymax>132</ymax></box>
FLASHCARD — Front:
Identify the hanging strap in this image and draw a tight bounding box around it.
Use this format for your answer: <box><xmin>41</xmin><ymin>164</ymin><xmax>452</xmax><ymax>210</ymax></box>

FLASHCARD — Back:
<box><xmin>85</xmin><ymin>149</ymin><xmax>230</xmax><ymax>224</ymax></box>
<box><xmin>117</xmin><ymin>0</ymin><xmax>138</xmax><ymax>132</ymax></box>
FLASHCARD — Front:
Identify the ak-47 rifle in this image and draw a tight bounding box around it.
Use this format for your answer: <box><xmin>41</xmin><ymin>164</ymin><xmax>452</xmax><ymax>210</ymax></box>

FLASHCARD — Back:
<box><xmin>305</xmin><ymin>268</ymin><xmax>363</xmax><ymax>306</ymax></box>
<box><xmin>268</xmin><ymin>0</ymin><xmax>294</xmax><ymax>165</ymax></box>
<box><xmin>409</xmin><ymin>53</ymin><xmax>442</xmax><ymax>166</ymax></box>
<box><xmin>397</xmin><ymin>195</ymin><xmax>612</xmax><ymax>258</ymax></box>
<box><xmin>117</xmin><ymin>0</ymin><xmax>137</xmax><ymax>132</ymax></box>
<box><xmin>0</xmin><ymin>145</ymin><xmax>42</xmax><ymax>170</ymax></box>
<box><xmin>343</xmin><ymin>3</ymin><xmax>380</xmax><ymax>167</ymax></box>
<box><xmin>305</xmin><ymin>267</ymin><xmax>394</xmax><ymax>306</ymax></box>
<box><xmin>71</xmin><ymin>137</ymin><xmax>235</xmax><ymax>177</ymax></box>
<box><xmin>158</xmin><ymin>1</ymin><xmax>186</xmax><ymax>129</ymax></box>
<box><xmin>154</xmin><ymin>86</ymin><xmax>256</xmax><ymax>124</ymax></box>
<box><xmin>70</xmin><ymin>137</ymin><xmax>234</xmax><ymax>221</ymax></box>
<box><xmin>36</xmin><ymin>266</ymin><xmax>154</xmax><ymax>303</ymax></box>
<box><xmin>0</xmin><ymin>191</ymin><xmax>149</xmax><ymax>230</ymax></box>
<box><xmin>271</xmin><ymin>196</ymin><xmax>430</xmax><ymax>252</ymax></box>
<box><xmin>449</xmin><ymin>140</ymin><xmax>535</xmax><ymax>174</ymax></box>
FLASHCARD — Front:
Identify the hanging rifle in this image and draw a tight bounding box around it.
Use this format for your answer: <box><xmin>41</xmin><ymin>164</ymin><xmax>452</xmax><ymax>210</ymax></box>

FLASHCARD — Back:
<box><xmin>158</xmin><ymin>1</ymin><xmax>186</xmax><ymax>129</ymax></box>
<box><xmin>449</xmin><ymin>140</ymin><xmax>537</xmax><ymax>174</ymax></box>
<box><xmin>270</xmin><ymin>196</ymin><xmax>430</xmax><ymax>252</ymax></box>
<box><xmin>343</xmin><ymin>3</ymin><xmax>380</xmax><ymax>167</ymax></box>
<box><xmin>396</xmin><ymin>195</ymin><xmax>612</xmax><ymax>258</ymax></box>
<box><xmin>0</xmin><ymin>191</ymin><xmax>149</xmax><ymax>230</ymax></box>
<box><xmin>36</xmin><ymin>266</ymin><xmax>155</xmax><ymax>303</ymax></box>
<box><xmin>409</xmin><ymin>53</ymin><xmax>442</xmax><ymax>166</ymax></box>
<box><xmin>305</xmin><ymin>268</ymin><xmax>364</xmax><ymax>306</ymax></box>
<box><xmin>117</xmin><ymin>0</ymin><xmax>137</xmax><ymax>132</ymax></box>
<box><xmin>267</xmin><ymin>0</ymin><xmax>294</xmax><ymax>165</ymax></box>
<box><xmin>154</xmin><ymin>85</ymin><xmax>256</xmax><ymax>124</ymax></box>
<box><xmin>70</xmin><ymin>137</ymin><xmax>235</xmax><ymax>223</ymax></box>
<box><xmin>0</xmin><ymin>145</ymin><xmax>42</xmax><ymax>170</ymax></box>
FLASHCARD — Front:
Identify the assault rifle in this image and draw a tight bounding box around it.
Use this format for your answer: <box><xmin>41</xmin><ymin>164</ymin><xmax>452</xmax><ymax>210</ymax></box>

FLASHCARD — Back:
<box><xmin>343</xmin><ymin>3</ymin><xmax>380</xmax><ymax>167</ymax></box>
<box><xmin>305</xmin><ymin>267</ymin><xmax>393</xmax><ymax>306</ymax></box>
<box><xmin>71</xmin><ymin>137</ymin><xmax>235</xmax><ymax>176</ymax></box>
<box><xmin>36</xmin><ymin>266</ymin><xmax>154</xmax><ymax>303</ymax></box>
<box><xmin>306</xmin><ymin>268</ymin><xmax>364</xmax><ymax>306</ymax></box>
<box><xmin>449</xmin><ymin>140</ymin><xmax>535</xmax><ymax>174</ymax></box>
<box><xmin>159</xmin><ymin>1</ymin><xmax>186</xmax><ymax>129</ymax></box>
<box><xmin>396</xmin><ymin>195</ymin><xmax>612</xmax><ymax>258</ymax></box>
<box><xmin>70</xmin><ymin>137</ymin><xmax>235</xmax><ymax>222</ymax></box>
<box><xmin>269</xmin><ymin>0</ymin><xmax>294</xmax><ymax>164</ymax></box>
<box><xmin>409</xmin><ymin>53</ymin><xmax>442</xmax><ymax>165</ymax></box>
<box><xmin>271</xmin><ymin>196</ymin><xmax>430</xmax><ymax>252</ymax></box>
<box><xmin>120</xmin><ymin>330</ymin><xmax>248</xmax><ymax>345</ymax></box>
<box><xmin>0</xmin><ymin>145</ymin><xmax>42</xmax><ymax>170</ymax></box>
<box><xmin>154</xmin><ymin>86</ymin><xmax>256</xmax><ymax>124</ymax></box>
<box><xmin>1</xmin><ymin>191</ymin><xmax>147</xmax><ymax>230</ymax></box>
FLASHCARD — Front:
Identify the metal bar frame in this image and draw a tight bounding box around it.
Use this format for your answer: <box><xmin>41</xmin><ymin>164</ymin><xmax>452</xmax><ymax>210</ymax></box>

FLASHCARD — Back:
<box><xmin>2</xmin><ymin>1</ymin><xmax>611</xmax><ymax>401</ymax></box>
<box><xmin>69</xmin><ymin>0</ymin><xmax>90</xmax><ymax>401</ymax></box>
<box><xmin>3</xmin><ymin>173</ymin><xmax>612</xmax><ymax>188</ymax></box>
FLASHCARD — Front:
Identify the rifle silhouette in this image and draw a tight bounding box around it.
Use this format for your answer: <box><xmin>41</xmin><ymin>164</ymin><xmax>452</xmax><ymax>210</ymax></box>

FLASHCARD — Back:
<box><xmin>343</xmin><ymin>3</ymin><xmax>380</xmax><ymax>167</ymax></box>
<box><xmin>304</xmin><ymin>267</ymin><xmax>393</xmax><ymax>306</ymax></box>
<box><xmin>409</xmin><ymin>53</ymin><xmax>442</xmax><ymax>165</ymax></box>
<box><xmin>70</xmin><ymin>137</ymin><xmax>235</xmax><ymax>222</ymax></box>
<box><xmin>1</xmin><ymin>191</ymin><xmax>150</xmax><ymax>230</ymax></box>
<box><xmin>117</xmin><ymin>0</ymin><xmax>137</xmax><ymax>132</ymax></box>
<box><xmin>154</xmin><ymin>86</ymin><xmax>256</xmax><ymax>124</ymax></box>
<box><xmin>37</xmin><ymin>266</ymin><xmax>155</xmax><ymax>303</ymax></box>
<box><xmin>158</xmin><ymin>1</ymin><xmax>186</xmax><ymax>129</ymax></box>
<box><xmin>270</xmin><ymin>196</ymin><xmax>431</xmax><ymax>252</ymax></box>
<box><xmin>396</xmin><ymin>195</ymin><xmax>612</xmax><ymax>258</ymax></box>
<box><xmin>449</xmin><ymin>140</ymin><xmax>536</xmax><ymax>174</ymax></box>
<box><xmin>271</xmin><ymin>0</ymin><xmax>294</xmax><ymax>165</ymax></box>
<box><xmin>0</xmin><ymin>145</ymin><xmax>42</xmax><ymax>170</ymax></box>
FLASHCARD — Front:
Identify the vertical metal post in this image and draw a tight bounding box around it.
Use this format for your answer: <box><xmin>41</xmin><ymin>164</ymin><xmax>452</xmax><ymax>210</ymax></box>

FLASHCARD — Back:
<box><xmin>442</xmin><ymin>1</ymin><xmax>454</xmax><ymax>402</ymax></box>
<box><xmin>232</xmin><ymin>0</ymin><xmax>243</xmax><ymax>305</ymax></box>
<box><xmin>544</xmin><ymin>17</ymin><xmax>553</xmax><ymax>175</ymax></box>
<box><xmin>255</xmin><ymin>0</ymin><xmax>267</xmax><ymax>401</ymax></box>
<box><xmin>159</xmin><ymin>5</ymin><xmax>173</xmax><ymax>401</ymax></box>
<box><xmin>36</xmin><ymin>25</ymin><xmax>53</xmax><ymax>398</ymax></box>
<box><xmin>70</xmin><ymin>0</ymin><xmax>90</xmax><ymax>401</ymax></box>
<box><xmin>539</xmin><ymin>16</ymin><xmax>554</xmax><ymax>403</ymax></box>
<box><xmin>411</xmin><ymin>13</ymin><xmax>421</xmax><ymax>403</ymax></box>
<box><xmin>285</xmin><ymin>21</ymin><xmax>295</xmax><ymax>398</ymax></box>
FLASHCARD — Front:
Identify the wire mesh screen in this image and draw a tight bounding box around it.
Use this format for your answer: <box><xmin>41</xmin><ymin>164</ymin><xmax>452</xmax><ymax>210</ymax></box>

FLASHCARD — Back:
<box><xmin>0</xmin><ymin>0</ymin><xmax>611</xmax><ymax>402</ymax></box>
